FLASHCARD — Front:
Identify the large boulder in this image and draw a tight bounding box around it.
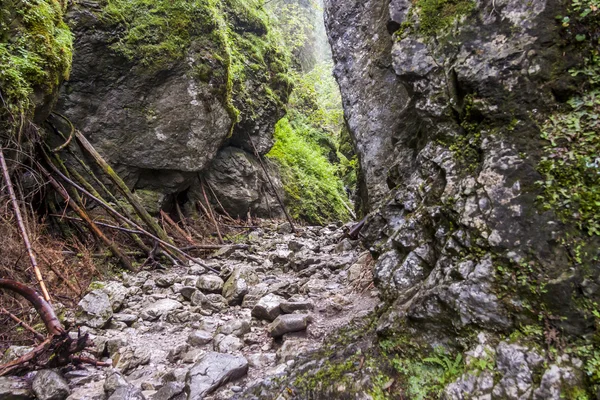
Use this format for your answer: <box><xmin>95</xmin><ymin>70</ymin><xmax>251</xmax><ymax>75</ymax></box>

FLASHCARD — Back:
<box><xmin>55</xmin><ymin>1</ymin><xmax>290</xmax><ymax>216</ymax></box>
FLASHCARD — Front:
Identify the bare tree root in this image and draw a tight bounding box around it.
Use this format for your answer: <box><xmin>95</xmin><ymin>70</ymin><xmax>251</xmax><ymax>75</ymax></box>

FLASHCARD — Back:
<box><xmin>0</xmin><ymin>279</ymin><xmax>107</xmax><ymax>376</ymax></box>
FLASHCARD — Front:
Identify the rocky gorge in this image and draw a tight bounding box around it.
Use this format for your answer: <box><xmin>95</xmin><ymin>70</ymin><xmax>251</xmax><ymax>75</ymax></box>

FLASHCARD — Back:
<box><xmin>0</xmin><ymin>224</ymin><xmax>376</xmax><ymax>400</ymax></box>
<box><xmin>1</xmin><ymin>0</ymin><xmax>600</xmax><ymax>398</ymax></box>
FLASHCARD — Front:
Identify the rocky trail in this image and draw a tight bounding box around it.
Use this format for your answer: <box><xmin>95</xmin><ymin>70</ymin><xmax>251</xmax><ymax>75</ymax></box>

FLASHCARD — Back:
<box><xmin>1</xmin><ymin>223</ymin><xmax>377</xmax><ymax>400</ymax></box>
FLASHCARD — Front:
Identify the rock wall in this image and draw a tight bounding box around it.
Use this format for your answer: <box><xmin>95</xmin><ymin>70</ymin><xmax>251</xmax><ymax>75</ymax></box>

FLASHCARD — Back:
<box><xmin>262</xmin><ymin>0</ymin><xmax>600</xmax><ymax>397</ymax></box>
<box><xmin>55</xmin><ymin>0</ymin><xmax>289</xmax><ymax>217</ymax></box>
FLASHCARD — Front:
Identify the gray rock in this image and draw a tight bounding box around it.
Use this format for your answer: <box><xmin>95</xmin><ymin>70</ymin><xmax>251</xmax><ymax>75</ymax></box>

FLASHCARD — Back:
<box><xmin>140</xmin><ymin>299</ymin><xmax>182</xmax><ymax>321</ymax></box>
<box><xmin>179</xmin><ymin>286</ymin><xmax>197</xmax><ymax>300</ymax></box>
<box><xmin>114</xmin><ymin>347</ymin><xmax>152</xmax><ymax>373</ymax></box>
<box><xmin>0</xmin><ymin>376</ymin><xmax>33</xmax><ymax>400</ymax></box>
<box><xmin>246</xmin><ymin>353</ymin><xmax>276</xmax><ymax>369</ymax></box>
<box><xmin>213</xmin><ymin>334</ymin><xmax>244</xmax><ymax>354</ymax></box>
<box><xmin>155</xmin><ymin>275</ymin><xmax>176</xmax><ymax>288</ymax></box>
<box><xmin>251</xmin><ymin>293</ymin><xmax>284</xmax><ymax>321</ymax></box>
<box><xmin>201</xmin><ymin>294</ymin><xmax>228</xmax><ymax>312</ymax></box>
<box><xmin>162</xmin><ymin>368</ymin><xmax>189</xmax><ymax>384</ymax></box>
<box><xmin>218</xmin><ymin>320</ymin><xmax>250</xmax><ymax>337</ymax></box>
<box><xmin>167</xmin><ymin>344</ymin><xmax>189</xmax><ymax>363</ymax></box>
<box><xmin>187</xmin><ymin>331</ymin><xmax>213</xmax><ymax>347</ymax></box>
<box><xmin>277</xmin><ymin>222</ymin><xmax>293</xmax><ymax>234</ymax></box>
<box><xmin>101</xmin><ymin>282</ymin><xmax>130</xmax><ymax>311</ymax></box>
<box><xmin>190</xmin><ymin>291</ymin><xmax>206</xmax><ymax>307</ymax></box>
<box><xmin>113</xmin><ymin>313</ymin><xmax>138</xmax><ymax>325</ymax></box>
<box><xmin>151</xmin><ymin>382</ymin><xmax>184</xmax><ymax>400</ymax></box>
<box><xmin>32</xmin><ymin>370</ymin><xmax>70</xmax><ymax>400</ymax></box>
<box><xmin>107</xmin><ymin>386</ymin><xmax>146</xmax><ymax>400</ymax></box>
<box><xmin>1</xmin><ymin>346</ymin><xmax>33</xmax><ymax>364</ymax></box>
<box><xmin>533</xmin><ymin>364</ymin><xmax>582</xmax><ymax>400</ymax></box>
<box><xmin>268</xmin><ymin>314</ymin><xmax>311</xmax><ymax>338</ymax></box>
<box><xmin>185</xmin><ymin>352</ymin><xmax>248</xmax><ymax>399</ymax></box>
<box><xmin>492</xmin><ymin>342</ymin><xmax>544</xmax><ymax>399</ymax></box>
<box><xmin>279</xmin><ymin>301</ymin><xmax>314</xmax><ymax>313</ymax></box>
<box><xmin>104</xmin><ymin>370</ymin><xmax>129</xmax><ymax>395</ymax></box>
<box><xmin>201</xmin><ymin>147</ymin><xmax>284</xmax><ymax>219</ymax></box>
<box><xmin>196</xmin><ymin>275</ymin><xmax>224</xmax><ymax>294</ymax></box>
<box><xmin>77</xmin><ymin>290</ymin><xmax>113</xmax><ymax>328</ymax></box>
<box><xmin>222</xmin><ymin>267</ymin><xmax>256</xmax><ymax>306</ymax></box>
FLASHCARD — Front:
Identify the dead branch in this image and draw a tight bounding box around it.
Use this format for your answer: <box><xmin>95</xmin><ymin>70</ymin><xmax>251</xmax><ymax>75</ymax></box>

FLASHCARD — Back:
<box><xmin>203</xmin><ymin>177</ymin><xmax>235</xmax><ymax>222</ymax></box>
<box><xmin>200</xmin><ymin>180</ymin><xmax>224</xmax><ymax>244</ymax></box>
<box><xmin>180</xmin><ymin>244</ymin><xmax>249</xmax><ymax>251</ymax></box>
<box><xmin>47</xmin><ymin>165</ymin><xmax>220</xmax><ymax>273</ymax></box>
<box><xmin>160</xmin><ymin>210</ymin><xmax>196</xmax><ymax>245</ymax></box>
<box><xmin>244</xmin><ymin>132</ymin><xmax>295</xmax><ymax>232</ymax></box>
<box><xmin>37</xmin><ymin>252</ymin><xmax>82</xmax><ymax>296</ymax></box>
<box><xmin>72</xmin><ymin>127</ymin><xmax>172</xmax><ymax>244</ymax></box>
<box><xmin>0</xmin><ymin>307</ymin><xmax>45</xmax><ymax>342</ymax></box>
<box><xmin>41</xmin><ymin>166</ymin><xmax>136</xmax><ymax>272</ymax></box>
<box><xmin>0</xmin><ymin>279</ymin><xmax>107</xmax><ymax>376</ymax></box>
<box><xmin>0</xmin><ymin>279</ymin><xmax>63</xmax><ymax>336</ymax></box>
<box><xmin>50</xmin><ymin>112</ymin><xmax>75</xmax><ymax>153</ymax></box>
<box><xmin>0</xmin><ymin>148</ymin><xmax>51</xmax><ymax>301</ymax></box>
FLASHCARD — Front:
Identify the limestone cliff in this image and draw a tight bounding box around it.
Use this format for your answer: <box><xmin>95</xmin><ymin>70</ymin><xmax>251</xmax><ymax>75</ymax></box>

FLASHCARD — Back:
<box><xmin>241</xmin><ymin>0</ymin><xmax>600</xmax><ymax>398</ymax></box>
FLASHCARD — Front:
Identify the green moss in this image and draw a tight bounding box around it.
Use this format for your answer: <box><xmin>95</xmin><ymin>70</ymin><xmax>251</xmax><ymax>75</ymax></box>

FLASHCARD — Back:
<box><xmin>0</xmin><ymin>0</ymin><xmax>73</xmax><ymax>118</ymax></box>
<box><xmin>397</xmin><ymin>0</ymin><xmax>475</xmax><ymax>38</ymax></box>
<box><xmin>417</xmin><ymin>0</ymin><xmax>475</xmax><ymax>36</ymax></box>
<box><xmin>537</xmin><ymin>86</ymin><xmax>600</xmax><ymax>237</ymax></box>
<box><xmin>101</xmin><ymin>0</ymin><xmax>290</xmax><ymax>132</ymax></box>
<box><xmin>267</xmin><ymin>115</ymin><xmax>351</xmax><ymax>225</ymax></box>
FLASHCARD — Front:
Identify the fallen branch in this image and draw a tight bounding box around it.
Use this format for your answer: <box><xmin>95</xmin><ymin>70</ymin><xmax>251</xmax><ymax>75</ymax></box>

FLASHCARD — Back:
<box><xmin>0</xmin><ymin>279</ymin><xmax>106</xmax><ymax>376</ymax></box>
<box><xmin>245</xmin><ymin>132</ymin><xmax>295</xmax><ymax>232</ymax></box>
<box><xmin>0</xmin><ymin>148</ymin><xmax>51</xmax><ymax>301</ymax></box>
<box><xmin>0</xmin><ymin>307</ymin><xmax>45</xmax><ymax>342</ymax></box>
<box><xmin>72</xmin><ymin>128</ymin><xmax>172</xmax><ymax>244</ymax></box>
<box><xmin>49</xmin><ymin>112</ymin><xmax>75</xmax><ymax>153</ymax></box>
<box><xmin>180</xmin><ymin>244</ymin><xmax>249</xmax><ymax>251</ymax></box>
<box><xmin>41</xmin><ymin>166</ymin><xmax>136</xmax><ymax>272</ymax></box>
<box><xmin>38</xmin><ymin>252</ymin><xmax>82</xmax><ymax>296</ymax></box>
<box><xmin>0</xmin><ymin>279</ymin><xmax>63</xmax><ymax>336</ymax></box>
<box><xmin>48</xmin><ymin>166</ymin><xmax>220</xmax><ymax>274</ymax></box>
<box><xmin>200</xmin><ymin>180</ymin><xmax>224</xmax><ymax>244</ymax></box>
<box><xmin>161</xmin><ymin>210</ymin><xmax>195</xmax><ymax>245</ymax></box>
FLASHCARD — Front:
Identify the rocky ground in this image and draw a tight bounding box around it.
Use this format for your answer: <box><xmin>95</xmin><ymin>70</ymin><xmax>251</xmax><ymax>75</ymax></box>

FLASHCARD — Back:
<box><xmin>0</xmin><ymin>223</ymin><xmax>378</xmax><ymax>400</ymax></box>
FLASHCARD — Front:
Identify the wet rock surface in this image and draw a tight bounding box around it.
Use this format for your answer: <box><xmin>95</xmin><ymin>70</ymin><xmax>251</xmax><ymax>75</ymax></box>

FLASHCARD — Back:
<box><xmin>2</xmin><ymin>224</ymin><xmax>377</xmax><ymax>399</ymax></box>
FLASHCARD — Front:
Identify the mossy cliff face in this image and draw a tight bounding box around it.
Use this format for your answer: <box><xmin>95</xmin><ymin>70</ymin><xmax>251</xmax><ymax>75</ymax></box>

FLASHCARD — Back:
<box><xmin>0</xmin><ymin>0</ymin><xmax>73</xmax><ymax>131</ymax></box>
<box><xmin>54</xmin><ymin>0</ymin><xmax>290</xmax><ymax>214</ymax></box>
<box><xmin>238</xmin><ymin>0</ymin><xmax>600</xmax><ymax>398</ymax></box>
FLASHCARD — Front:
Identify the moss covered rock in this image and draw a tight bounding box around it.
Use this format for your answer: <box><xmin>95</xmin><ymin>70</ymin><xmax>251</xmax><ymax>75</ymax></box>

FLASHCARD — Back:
<box><xmin>54</xmin><ymin>0</ymin><xmax>290</xmax><ymax>214</ymax></box>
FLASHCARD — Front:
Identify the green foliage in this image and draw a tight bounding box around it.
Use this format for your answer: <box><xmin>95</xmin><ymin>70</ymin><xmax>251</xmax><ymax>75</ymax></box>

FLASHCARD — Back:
<box><xmin>0</xmin><ymin>0</ymin><xmax>73</xmax><ymax>117</ymax></box>
<box><xmin>266</xmin><ymin>1</ymin><xmax>314</xmax><ymax>53</ymax></box>
<box><xmin>267</xmin><ymin>115</ymin><xmax>351</xmax><ymax>225</ymax></box>
<box><xmin>398</xmin><ymin>0</ymin><xmax>475</xmax><ymax>38</ymax></box>
<box><xmin>389</xmin><ymin>349</ymin><xmax>464</xmax><ymax>399</ymax></box>
<box><xmin>267</xmin><ymin>58</ymin><xmax>355</xmax><ymax>224</ymax></box>
<box><xmin>537</xmin><ymin>87</ymin><xmax>600</xmax><ymax>236</ymax></box>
